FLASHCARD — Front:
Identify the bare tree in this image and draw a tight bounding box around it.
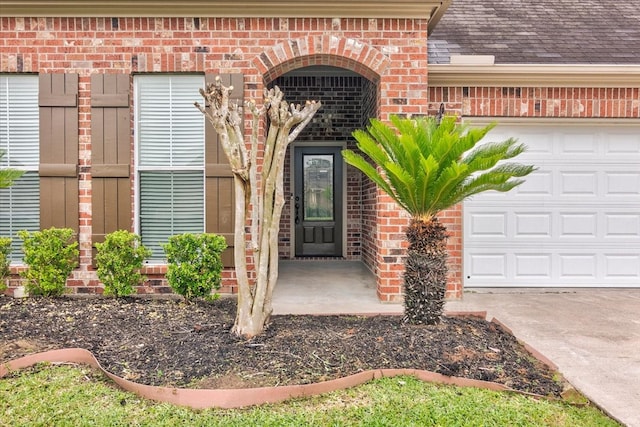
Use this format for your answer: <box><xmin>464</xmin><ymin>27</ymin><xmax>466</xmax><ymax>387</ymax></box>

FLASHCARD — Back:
<box><xmin>196</xmin><ymin>77</ymin><xmax>321</xmax><ymax>338</ymax></box>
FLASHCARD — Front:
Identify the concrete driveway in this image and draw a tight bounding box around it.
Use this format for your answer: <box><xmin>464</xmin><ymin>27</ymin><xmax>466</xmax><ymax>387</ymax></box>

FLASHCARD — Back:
<box><xmin>446</xmin><ymin>289</ymin><xmax>640</xmax><ymax>427</ymax></box>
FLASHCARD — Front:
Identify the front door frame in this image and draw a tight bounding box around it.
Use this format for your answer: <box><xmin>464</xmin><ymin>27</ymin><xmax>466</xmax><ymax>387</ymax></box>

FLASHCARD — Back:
<box><xmin>289</xmin><ymin>141</ymin><xmax>347</xmax><ymax>258</ymax></box>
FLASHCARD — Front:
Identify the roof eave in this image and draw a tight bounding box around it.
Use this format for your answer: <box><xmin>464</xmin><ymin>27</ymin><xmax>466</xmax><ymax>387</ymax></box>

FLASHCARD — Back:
<box><xmin>429</xmin><ymin>64</ymin><xmax>640</xmax><ymax>88</ymax></box>
<box><xmin>0</xmin><ymin>1</ymin><xmax>446</xmax><ymax>19</ymax></box>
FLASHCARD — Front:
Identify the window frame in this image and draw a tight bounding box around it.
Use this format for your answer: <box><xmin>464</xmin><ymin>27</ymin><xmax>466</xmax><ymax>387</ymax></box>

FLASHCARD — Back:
<box><xmin>0</xmin><ymin>74</ymin><xmax>40</xmax><ymax>262</ymax></box>
<box><xmin>133</xmin><ymin>74</ymin><xmax>207</xmax><ymax>263</ymax></box>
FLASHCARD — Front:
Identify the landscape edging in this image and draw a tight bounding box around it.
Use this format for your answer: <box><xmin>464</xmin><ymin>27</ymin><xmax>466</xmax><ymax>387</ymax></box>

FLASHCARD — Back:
<box><xmin>0</xmin><ymin>311</ymin><xmax>569</xmax><ymax>409</ymax></box>
<box><xmin>0</xmin><ymin>347</ymin><xmax>533</xmax><ymax>409</ymax></box>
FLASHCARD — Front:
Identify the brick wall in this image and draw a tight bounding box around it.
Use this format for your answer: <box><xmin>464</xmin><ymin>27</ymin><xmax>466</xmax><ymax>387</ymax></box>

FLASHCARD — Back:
<box><xmin>428</xmin><ymin>86</ymin><xmax>640</xmax><ymax>119</ymax></box>
<box><xmin>1</xmin><ymin>16</ymin><xmax>430</xmax><ymax>299</ymax></box>
<box><xmin>359</xmin><ymin>79</ymin><xmax>379</xmax><ymax>273</ymax></box>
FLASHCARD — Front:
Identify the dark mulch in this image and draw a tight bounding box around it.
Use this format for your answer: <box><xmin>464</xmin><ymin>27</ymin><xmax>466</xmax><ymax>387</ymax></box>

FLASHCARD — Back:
<box><xmin>0</xmin><ymin>296</ymin><xmax>563</xmax><ymax>396</ymax></box>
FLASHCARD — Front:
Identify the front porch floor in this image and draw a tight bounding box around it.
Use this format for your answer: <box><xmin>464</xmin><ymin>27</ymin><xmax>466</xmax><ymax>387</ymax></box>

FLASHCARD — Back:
<box><xmin>272</xmin><ymin>260</ymin><xmax>403</xmax><ymax>315</ymax></box>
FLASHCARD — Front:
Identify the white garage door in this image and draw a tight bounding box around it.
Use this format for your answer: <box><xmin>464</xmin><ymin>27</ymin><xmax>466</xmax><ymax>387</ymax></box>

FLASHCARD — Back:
<box><xmin>464</xmin><ymin>122</ymin><xmax>640</xmax><ymax>287</ymax></box>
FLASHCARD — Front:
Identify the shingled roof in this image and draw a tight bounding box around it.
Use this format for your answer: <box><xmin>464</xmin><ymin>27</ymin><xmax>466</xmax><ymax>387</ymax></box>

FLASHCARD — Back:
<box><xmin>429</xmin><ymin>0</ymin><xmax>640</xmax><ymax>64</ymax></box>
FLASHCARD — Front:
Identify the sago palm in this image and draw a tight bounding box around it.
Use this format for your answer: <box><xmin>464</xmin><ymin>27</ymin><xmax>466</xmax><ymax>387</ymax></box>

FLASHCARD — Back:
<box><xmin>342</xmin><ymin>115</ymin><xmax>535</xmax><ymax>325</ymax></box>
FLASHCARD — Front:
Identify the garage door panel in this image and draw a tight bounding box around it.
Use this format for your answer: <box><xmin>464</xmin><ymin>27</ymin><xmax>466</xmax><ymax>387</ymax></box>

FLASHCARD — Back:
<box><xmin>468</xmin><ymin>253</ymin><xmax>507</xmax><ymax>279</ymax></box>
<box><xmin>482</xmin><ymin>166</ymin><xmax>639</xmax><ymax>200</ymax></box>
<box><xmin>487</xmin><ymin>129</ymin><xmax>551</xmax><ymax>154</ymax></box>
<box><xmin>560</xmin><ymin>213</ymin><xmax>596</xmax><ymax>237</ymax></box>
<box><xmin>516</xmin><ymin>170</ymin><xmax>553</xmax><ymax>196</ymax></box>
<box><xmin>515</xmin><ymin>254</ymin><xmax>552</xmax><ymax>279</ymax></box>
<box><xmin>467</xmin><ymin>207</ymin><xmax>639</xmax><ymax>242</ymax></box>
<box><xmin>604</xmin><ymin>132</ymin><xmax>640</xmax><ymax>155</ymax></box>
<box><xmin>559</xmin><ymin>132</ymin><xmax>597</xmax><ymax>155</ymax></box>
<box><xmin>560</xmin><ymin>171</ymin><xmax>598</xmax><ymax>196</ymax></box>
<box><xmin>466</xmin><ymin>248</ymin><xmax>640</xmax><ymax>286</ymax></box>
<box><xmin>606</xmin><ymin>255</ymin><xmax>640</xmax><ymax>278</ymax></box>
<box><xmin>560</xmin><ymin>254</ymin><xmax>597</xmax><ymax>278</ymax></box>
<box><xmin>474</xmin><ymin>169</ymin><xmax>553</xmax><ymax>199</ymax></box>
<box><xmin>464</xmin><ymin>123</ymin><xmax>640</xmax><ymax>287</ymax></box>
<box><xmin>515</xmin><ymin>213</ymin><xmax>552</xmax><ymax>237</ymax></box>
<box><xmin>468</xmin><ymin>212</ymin><xmax>507</xmax><ymax>237</ymax></box>
<box><xmin>605</xmin><ymin>213</ymin><xmax>640</xmax><ymax>238</ymax></box>
<box><xmin>605</xmin><ymin>171</ymin><xmax>640</xmax><ymax>196</ymax></box>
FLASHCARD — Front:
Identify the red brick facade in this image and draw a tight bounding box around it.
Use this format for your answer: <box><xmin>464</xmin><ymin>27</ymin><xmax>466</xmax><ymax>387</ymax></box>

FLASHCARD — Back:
<box><xmin>1</xmin><ymin>16</ymin><xmax>431</xmax><ymax>299</ymax></box>
<box><xmin>429</xmin><ymin>86</ymin><xmax>640</xmax><ymax>119</ymax></box>
<box><xmin>4</xmin><ymin>16</ymin><xmax>636</xmax><ymax>300</ymax></box>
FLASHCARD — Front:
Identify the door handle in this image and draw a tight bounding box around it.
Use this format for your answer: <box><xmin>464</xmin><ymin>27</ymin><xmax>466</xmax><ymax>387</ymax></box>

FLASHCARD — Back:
<box><xmin>295</xmin><ymin>196</ymin><xmax>300</xmax><ymax>224</ymax></box>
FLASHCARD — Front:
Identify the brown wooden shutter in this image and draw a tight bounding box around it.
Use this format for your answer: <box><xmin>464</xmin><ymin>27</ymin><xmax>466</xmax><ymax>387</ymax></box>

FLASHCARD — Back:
<box><xmin>39</xmin><ymin>73</ymin><xmax>79</xmax><ymax>233</ymax></box>
<box><xmin>90</xmin><ymin>74</ymin><xmax>131</xmax><ymax>262</ymax></box>
<box><xmin>205</xmin><ymin>73</ymin><xmax>243</xmax><ymax>267</ymax></box>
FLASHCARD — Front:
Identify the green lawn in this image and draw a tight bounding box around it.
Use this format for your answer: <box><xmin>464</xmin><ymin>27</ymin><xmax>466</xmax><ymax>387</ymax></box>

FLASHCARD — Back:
<box><xmin>1</xmin><ymin>364</ymin><xmax>619</xmax><ymax>427</ymax></box>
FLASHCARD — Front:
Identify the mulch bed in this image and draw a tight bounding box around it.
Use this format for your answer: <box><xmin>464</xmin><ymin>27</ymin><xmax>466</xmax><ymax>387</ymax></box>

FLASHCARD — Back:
<box><xmin>0</xmin><ymin>296</ymin><xmax>563</xmax><ymax>397</ymax></box>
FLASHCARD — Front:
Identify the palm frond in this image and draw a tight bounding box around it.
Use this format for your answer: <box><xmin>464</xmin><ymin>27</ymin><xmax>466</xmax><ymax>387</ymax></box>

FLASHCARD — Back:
<box><xmin>341</xmin><ymin>149</ymin><xmax>411</xmax><ymax>212</ymax></box>
<box><xmin>446</xmin><ymin>164</ymin><xmax>536</xmax><ymax>206</ymax></box>
<box><xmin>417</xmin><ymin>155</ymin><xmax>439</xmax><ymax>211</ymax></box>
<box><xmin>345</xmin><ymin>115</ymin><xmax>535</xmax><ymax>219</ymax></box>
<box><xmin>427</xmin><ymin>161</ymin><xmax>469</xmax><ymax>215</ymax></box>
<box><xmin>366</xmin><ymin>119</ymin><xmax>402</xmax><ymax>162</ymax></box>
<box><xmin>384</xmin><ymin>161</ymin><xmax>418</xmax><ymax>211</ymax></box>
<box><xmin>352</xmin><ymin>129</ymin><xmax>392</xmax><ymax>167</ymax></box>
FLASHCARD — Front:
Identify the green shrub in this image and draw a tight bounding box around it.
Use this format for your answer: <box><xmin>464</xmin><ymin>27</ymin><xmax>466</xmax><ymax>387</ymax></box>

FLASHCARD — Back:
<box><xmin>95</xmin><ymin>230</ymin><xmax>151</xmax><ymax>297</ymax></box>
<box><xmin>18</xmin><ymin>228</ymin><xmax>79</xmax><ymax>297</ymax></box>
<box><xmin>0</xmin><ymin>237</ymin><xmax>12</xmax><ymax>293</ymax></box>
<box><xmin>163</xmin><ymin>233</ymin><xmax>227</xmax><ymax>301</ymax></box>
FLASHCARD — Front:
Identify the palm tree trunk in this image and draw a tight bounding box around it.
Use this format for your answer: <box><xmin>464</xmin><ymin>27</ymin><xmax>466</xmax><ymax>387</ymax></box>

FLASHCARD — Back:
<box><xmin>403</xmin><ymin>217</ymin><xmax>448</xmax><ymax>325</ymax></box>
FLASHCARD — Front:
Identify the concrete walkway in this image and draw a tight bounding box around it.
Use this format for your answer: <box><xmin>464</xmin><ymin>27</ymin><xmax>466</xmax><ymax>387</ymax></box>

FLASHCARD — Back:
<box><xmin>272</xmin><ymin>261</ymin><xmax>640</xmax><ymax>427</ymax></box>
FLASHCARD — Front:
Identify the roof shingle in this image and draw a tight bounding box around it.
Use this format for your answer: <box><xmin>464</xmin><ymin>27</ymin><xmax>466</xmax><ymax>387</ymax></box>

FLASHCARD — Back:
<box><xmin>429</xmin><ymin>0</ymin><xmax>640</xmax><ymax>64</ymax></box>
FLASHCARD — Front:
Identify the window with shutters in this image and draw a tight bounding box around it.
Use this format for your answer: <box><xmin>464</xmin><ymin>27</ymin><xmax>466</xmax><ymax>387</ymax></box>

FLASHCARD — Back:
<box><xmin>0</xmin><ymin>75</ymin><xmax>40</xmax><ymax>260</ymax></box>
<box><xmin>134</xmin><ymin>75</ymin><xmax>205</xmax><ymax>260</ymax></box>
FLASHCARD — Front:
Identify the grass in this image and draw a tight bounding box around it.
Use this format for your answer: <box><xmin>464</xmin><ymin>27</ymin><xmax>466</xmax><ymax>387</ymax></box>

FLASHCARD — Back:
<box><xmin>0</xmin><ymin>363</ymin><xmax>619</xmax><ymax>427</ymax></box>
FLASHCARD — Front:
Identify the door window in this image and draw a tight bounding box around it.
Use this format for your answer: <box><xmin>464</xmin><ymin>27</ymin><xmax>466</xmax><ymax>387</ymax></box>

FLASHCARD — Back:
<box><xmin>303</xmin><ymin>154</ymin><xmax>334</xmax><ymax>221</ymax></box>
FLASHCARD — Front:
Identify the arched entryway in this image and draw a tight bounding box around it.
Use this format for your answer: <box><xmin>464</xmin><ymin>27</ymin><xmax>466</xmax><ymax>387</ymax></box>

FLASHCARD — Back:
<box><xmin>268</xmin><ymin>64</ymin><xmax>382</xmax><ymax>301</ymax></box>
<box><xmin>255</xmin><ymin>31</ymin><xmax>430</xmax><ymax>304</ymax></box>
<box><xmin>269</xmin><ymin>65</ymin><xmax>378</xmax><ymax>263</ymax></box>
<box><xmin>258</xmin><ymin>45</ymin><xmax>383</xmax><ymax>299</ymax></box>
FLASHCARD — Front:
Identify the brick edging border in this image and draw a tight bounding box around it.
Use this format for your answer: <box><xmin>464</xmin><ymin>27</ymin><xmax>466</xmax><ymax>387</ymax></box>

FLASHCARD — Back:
<box><xmin>2</xmin><ymin>347</ymin><xmax>524</xmax><ymax>409</ymax></box>
<box><xmin>0</xmin><ymin>312</ymin><xmax>575</xmax><ymax>409</ymax></box>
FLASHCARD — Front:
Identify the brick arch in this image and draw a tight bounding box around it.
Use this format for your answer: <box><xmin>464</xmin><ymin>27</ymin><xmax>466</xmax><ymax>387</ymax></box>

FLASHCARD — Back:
<box><xmin>253</xmin><ymin>35</ymin><xmax>390</xmax><ymax>84</ymax></box>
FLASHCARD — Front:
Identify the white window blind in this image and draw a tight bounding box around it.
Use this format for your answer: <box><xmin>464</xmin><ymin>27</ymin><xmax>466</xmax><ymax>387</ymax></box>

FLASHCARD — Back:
<box><xmin>0</xmin><ymin>75</ymin><xmax>39</xmax><ymax>260</ymax></box>
<box><xmin>135</xmin><ymin>75</ymin><xmax>205</xmax><ymax>260</ymax></box>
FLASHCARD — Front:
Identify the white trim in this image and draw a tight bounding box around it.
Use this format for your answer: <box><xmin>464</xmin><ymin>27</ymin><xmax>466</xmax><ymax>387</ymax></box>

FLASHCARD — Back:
<box><xmin>464</xmin><ymin>117</ymin><xmax>640</xmax><ymax>127</ymax></box>
<box><xmin>0</xmin><ymin>1</ymin><xmax>445</xmax><ymax>19</ymax></box>
<box><xmin>429</xmin><ymin>64</ymin><xmax>640</xmax><ymax>88</ymax></box>
<box><xmin>133</xmin><ymin>78</ymin><xmax>141</xmax><ymax>238</ymax></box>
<box><xmin>0</xmin><ymin>75</ymin><xmax>40</xmax><ymax>263</ymax></box>
<box><xmin>449</xmin><ymin>55</ymin><xmax>495</xmax><ymax>65</ymax></box>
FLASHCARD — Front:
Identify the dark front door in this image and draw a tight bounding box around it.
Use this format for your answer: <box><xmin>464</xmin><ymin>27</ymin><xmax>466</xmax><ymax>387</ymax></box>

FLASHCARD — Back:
<box><xmin>294</xmin><ymin>146</ymin><xmax>343</xmax><ymax>257</ymax></box>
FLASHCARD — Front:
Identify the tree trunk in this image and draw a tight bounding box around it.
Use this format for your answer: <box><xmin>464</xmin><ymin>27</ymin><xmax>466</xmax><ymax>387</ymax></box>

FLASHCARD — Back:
<box><xmin>403</xmin><ymin>217</ymin><xmax>448</xmax><ymax>325</ymax></box>
<box><xmin>196</xmin><ymin>78</ymin><xmax>320</xmax><ymax>338</ymax></box>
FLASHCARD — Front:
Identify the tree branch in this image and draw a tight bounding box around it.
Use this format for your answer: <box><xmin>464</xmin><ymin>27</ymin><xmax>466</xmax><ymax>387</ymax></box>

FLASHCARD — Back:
<box><xmin>288</xmin><ymin>100</ymin><xmax>322</xmax><ymax>143</ymax></box>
